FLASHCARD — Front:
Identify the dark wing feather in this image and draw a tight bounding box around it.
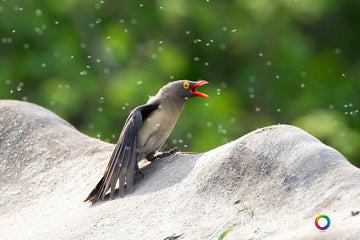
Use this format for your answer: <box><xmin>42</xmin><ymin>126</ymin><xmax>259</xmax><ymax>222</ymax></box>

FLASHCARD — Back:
<box><xmin>84</xmin><ymin>100</ymin><xmax>160</xmax><ymax>204</ymax></box>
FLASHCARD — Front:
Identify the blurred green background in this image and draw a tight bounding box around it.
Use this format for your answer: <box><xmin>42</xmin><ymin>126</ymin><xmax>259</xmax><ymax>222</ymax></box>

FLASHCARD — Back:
<box><xmin>1</xmin><ymin>0</ymin><xmax>359</xmax><ymax>167</ymax></box>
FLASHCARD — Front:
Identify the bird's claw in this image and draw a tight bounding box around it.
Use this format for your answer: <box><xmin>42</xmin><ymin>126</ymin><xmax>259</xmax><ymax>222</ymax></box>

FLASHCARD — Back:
<box><xmin>149</xmin><ymin>147</ymin><xmax>181</xmax><ymax>161</ymax></box>
<box><xmin>135</xmin><ymin>164</ymin><xmax>145</xmax><ymax>179</ymax></box>
<box><xmin>135</xmin><ymin>169</ymin><xmax>144</xmax><ymax>179</ymax></box>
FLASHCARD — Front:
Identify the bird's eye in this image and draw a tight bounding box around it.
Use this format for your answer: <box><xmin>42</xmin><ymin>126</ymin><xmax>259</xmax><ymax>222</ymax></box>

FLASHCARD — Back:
<box><xmin>183</xmin><ymin>82</ymin><xmax>190</xmax><ymax>89</ymax></box>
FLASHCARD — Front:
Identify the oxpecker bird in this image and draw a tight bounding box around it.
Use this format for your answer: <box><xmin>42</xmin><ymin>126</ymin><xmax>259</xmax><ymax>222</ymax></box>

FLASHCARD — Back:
<box><xmin>84</xmin><ymin>80</ymin><xmax>209</xmax><ymax>204</ymax></box>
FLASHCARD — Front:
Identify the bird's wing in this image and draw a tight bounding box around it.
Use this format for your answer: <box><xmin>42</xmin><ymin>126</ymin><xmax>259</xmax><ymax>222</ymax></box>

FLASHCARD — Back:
<box><xmin>84</xmin><ymin>100</ymin><xmax>160</xmax><ymax>203</ymax></box>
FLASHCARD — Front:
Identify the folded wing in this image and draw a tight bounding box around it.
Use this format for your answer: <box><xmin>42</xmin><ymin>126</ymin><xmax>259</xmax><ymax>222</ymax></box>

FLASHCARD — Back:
<box><xmin>84</xmin><ymin>100</ymin><xmax>160</xmax><ymax>204</ymax></box>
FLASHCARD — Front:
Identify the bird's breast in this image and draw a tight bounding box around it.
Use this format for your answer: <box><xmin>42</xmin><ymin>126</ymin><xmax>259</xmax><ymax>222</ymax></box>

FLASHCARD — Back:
<box><xmin>137</xmin><ymin>107</ymin><xmax>182</xmax><ymax>157</ymax></box>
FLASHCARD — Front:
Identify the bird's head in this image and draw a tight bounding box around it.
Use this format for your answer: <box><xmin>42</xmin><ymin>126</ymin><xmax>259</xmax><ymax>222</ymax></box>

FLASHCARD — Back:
<box><xmin>157</xmin><ymin>80</ymin><xmax>209</xmax><ymax>102</ymax></box>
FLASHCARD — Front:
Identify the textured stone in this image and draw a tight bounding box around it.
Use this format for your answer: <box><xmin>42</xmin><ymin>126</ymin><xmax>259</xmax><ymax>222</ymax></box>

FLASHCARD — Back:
<box><xmin>0</xmin><ymin>100</ymin><xmax>359</xmax><ymax>239</ymax></box>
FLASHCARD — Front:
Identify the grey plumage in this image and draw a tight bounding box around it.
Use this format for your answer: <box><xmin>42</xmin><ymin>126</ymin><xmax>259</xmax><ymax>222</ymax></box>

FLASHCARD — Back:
<box><xmin>84</xmin><ymin>80</ymin><xmax>208</xmax><ymax>204</ymax></box>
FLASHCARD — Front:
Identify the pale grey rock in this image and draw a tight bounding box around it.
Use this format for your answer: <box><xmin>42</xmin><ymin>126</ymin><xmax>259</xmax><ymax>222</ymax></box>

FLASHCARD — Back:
<box><xmin>0</xmin><ymin>100</ymin><xmax>359</xmax><ymax>240</ymax></box>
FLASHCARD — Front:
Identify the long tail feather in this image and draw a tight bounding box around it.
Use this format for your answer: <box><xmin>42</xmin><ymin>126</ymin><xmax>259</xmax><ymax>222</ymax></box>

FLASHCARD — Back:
<box><xmin>84</xmin><ymin>176</ymin><xmax>105</xmax><ymax>203</ymax></box>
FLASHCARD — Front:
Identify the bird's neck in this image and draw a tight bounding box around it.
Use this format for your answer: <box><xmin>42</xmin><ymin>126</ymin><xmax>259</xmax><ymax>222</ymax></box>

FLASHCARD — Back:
<box><xmin>159</xmin><ymin>96</ymin><xmax>186</xmax><ymax>115</ymax></box>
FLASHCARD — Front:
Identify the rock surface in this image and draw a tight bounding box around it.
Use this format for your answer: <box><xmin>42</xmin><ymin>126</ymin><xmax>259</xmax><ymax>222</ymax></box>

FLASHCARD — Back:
<box><xmin>0</xmin><ymin>100</ymin><xmax>359</xmax><ymax>240</ymax></box>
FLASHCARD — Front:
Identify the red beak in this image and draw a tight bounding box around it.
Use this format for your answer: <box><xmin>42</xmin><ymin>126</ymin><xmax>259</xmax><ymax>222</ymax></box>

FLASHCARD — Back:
<box><xmin>191</xmin><ymin>80</ymin><xmax>209</xmax><ymax>98</ymax></box>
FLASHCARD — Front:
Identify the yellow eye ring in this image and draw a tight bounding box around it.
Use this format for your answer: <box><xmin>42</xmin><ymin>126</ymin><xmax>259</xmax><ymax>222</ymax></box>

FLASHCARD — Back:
<box><xmin>183</xmin><ymin>82</ymin><xmax>190</xmax><ymax>89</ymax></box>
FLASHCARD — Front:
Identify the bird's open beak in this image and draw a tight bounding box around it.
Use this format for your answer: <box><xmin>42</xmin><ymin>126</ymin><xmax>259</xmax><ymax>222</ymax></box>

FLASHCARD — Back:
<box><xmin>191</xmin><ymin>80</ymin><xmax>209</xmax><ymax>98</ymax></box>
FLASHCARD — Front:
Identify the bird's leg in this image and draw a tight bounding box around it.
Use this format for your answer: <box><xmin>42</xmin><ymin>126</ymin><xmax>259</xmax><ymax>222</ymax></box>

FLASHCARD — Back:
<box><xmin>148</xmin><ymin>147</ymin><xmax>181</xmax><ymax>161</ymax></box>
<box><xmin>134</xmin><ymin>164</ymin><xmax>144</xmax><ymax>179</ymax></box>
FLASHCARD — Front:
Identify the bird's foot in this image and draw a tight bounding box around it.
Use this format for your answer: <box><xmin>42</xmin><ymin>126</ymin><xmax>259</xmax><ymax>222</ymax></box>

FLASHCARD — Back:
<box><xmin>135</xmin><ymin>165</ymin><xmax>144</xmax><ymax>179</ymax></box>
<box><xmin>148</xmin><ymin>147</ymin><xmax>181</xmax><ymax>161</ymax></box>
